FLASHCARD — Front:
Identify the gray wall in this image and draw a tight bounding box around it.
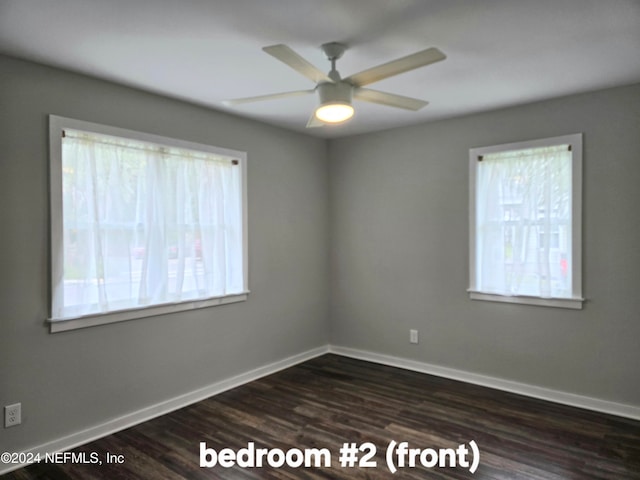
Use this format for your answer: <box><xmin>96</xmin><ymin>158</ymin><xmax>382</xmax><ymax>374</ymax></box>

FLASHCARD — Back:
<box><xmin>329</xmin><ymin>83</ymin><xmax>640</xmax><ymax>406</ymax></box>
<box><xmin>0</xmin><ymin>55</ymin><xmax>329</xmax><ymax>452</ymax></box>
<box><xmin>2</xmin><ymin>52</ymin><xmax>639</xmax><ymax>454</ymax></box>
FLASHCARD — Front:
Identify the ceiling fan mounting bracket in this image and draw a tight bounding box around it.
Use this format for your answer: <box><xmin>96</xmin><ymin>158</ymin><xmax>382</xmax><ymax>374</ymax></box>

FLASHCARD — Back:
<box><xmin>321</xmin><ymin>42</ymin><xmax>347</xmax><ymax>61</ymax></box>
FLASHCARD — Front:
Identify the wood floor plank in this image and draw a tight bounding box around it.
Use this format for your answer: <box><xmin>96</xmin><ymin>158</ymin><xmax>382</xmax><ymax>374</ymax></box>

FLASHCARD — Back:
<box><xmin>4</xmin><ymin>354</ymin><xmax>640</xmax><ymax>479</ymax></box>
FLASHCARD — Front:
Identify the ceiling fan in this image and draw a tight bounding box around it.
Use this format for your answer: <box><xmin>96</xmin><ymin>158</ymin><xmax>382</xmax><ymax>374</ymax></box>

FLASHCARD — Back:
<box><xmin>224</xmin><ymin>42</ymin><xmax>446</xmax><ymax>127</ymax></box>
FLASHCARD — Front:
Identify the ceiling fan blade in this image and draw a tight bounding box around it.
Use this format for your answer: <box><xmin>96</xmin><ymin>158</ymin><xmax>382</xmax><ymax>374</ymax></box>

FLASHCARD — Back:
<box><xmin>223</xmin><ymin>89</ymin><xmax>315</xmax><ymax>106</ymax></box>
<box><xmin>263</xmin><ymin>44</ymin><xmax>333</xmax><ymax>84</ymax></box>
<box><xmin>306</xmin><ymin>113</ymin><xmax>325</xmax><ymax>128</ymax></box>
<box><xmin>354</xmin><ymin>88</ymin><xmax>428</xmax><ymax>111</ymax></box>
<box><xmin>345</xmin><ymin>47</ymin><xmax>446</xmax><ymax>87</ymax></box>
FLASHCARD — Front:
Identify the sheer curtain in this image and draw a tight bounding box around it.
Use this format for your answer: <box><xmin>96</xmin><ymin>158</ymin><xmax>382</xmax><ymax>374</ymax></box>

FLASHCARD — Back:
<box><xmin>54</xmin><ymin>130</ymin><xmax>243</xmax><ymax>319</ymax></box>
<box><xmin>475</xmin><ymin>145</ymin><xmax>571</xmax><ymax>298</ymax></box>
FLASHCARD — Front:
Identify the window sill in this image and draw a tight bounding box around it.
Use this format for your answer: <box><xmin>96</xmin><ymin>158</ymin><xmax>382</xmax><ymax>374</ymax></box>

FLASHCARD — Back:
<box><xmin>468</xmin><ymin>290</ymin><xmax>584</xmax><ymax>310</ymax></box>
<box><xmin>48</xmin><ymin>292</ymin><xmax>249</xmax><ymax>333</ymax></box>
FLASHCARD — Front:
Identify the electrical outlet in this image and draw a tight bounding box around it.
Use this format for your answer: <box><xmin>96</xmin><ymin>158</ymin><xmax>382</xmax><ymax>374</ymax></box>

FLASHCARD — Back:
<box><xmin>410</xmin><ymin>329</ymin><xmax>419</xmax><ymax>344</ymax></box>
<box><xmin>4</xmin><ymin>403</ymin><xmax>21</xmax><ymax>428</ymax></box>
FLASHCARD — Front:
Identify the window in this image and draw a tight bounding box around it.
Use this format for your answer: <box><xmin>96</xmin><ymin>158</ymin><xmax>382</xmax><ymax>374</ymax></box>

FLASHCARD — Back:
<box><xmin>468</xmin><ymin>134</ymin><xmax>583</xmax><ymax>309</ymax></box>
<box><xmin>49</xmin><ymin>115</ymin><xmax>248</xmax><ymax>332</ymax></box>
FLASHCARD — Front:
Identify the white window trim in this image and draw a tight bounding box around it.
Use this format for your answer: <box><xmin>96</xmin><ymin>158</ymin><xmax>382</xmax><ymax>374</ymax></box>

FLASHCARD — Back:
<box><xmin>468</xmin><ymin>133</ymin><xmax>584</xmax><ymax>309</ymax></box>
<box><xmin>48</xmin><ymin>115</ymin><xmax>249</xmax><ymax>332</ymax></box>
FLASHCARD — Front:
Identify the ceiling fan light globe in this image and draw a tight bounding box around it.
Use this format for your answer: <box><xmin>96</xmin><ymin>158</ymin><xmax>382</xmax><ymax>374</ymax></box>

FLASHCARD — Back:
<box><xmin>315</xmin><ymin>103</ymin><xmax>354</xmax><ymax>123</ymax></box>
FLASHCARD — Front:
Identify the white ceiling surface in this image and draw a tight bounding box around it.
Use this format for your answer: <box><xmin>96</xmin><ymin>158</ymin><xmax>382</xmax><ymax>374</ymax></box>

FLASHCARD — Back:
<box><xmin>1</xmin><ymin>1</ymin><xmax>639</xmax><ymax>138</ymax></box>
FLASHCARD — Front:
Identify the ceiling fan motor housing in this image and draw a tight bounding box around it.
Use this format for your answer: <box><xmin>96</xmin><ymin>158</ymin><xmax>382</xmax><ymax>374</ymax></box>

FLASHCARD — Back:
<box><xmin>317</xmin><ymin>81</ymin><xmax>353</xmax><ymax>107</ymax></box>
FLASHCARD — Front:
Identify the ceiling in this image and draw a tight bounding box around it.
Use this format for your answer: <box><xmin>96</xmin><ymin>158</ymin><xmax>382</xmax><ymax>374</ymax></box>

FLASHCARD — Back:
<box><xmin>1</xmin><ymin>0</ymin><xmax>639</xmax><ymax>139</ymax></box>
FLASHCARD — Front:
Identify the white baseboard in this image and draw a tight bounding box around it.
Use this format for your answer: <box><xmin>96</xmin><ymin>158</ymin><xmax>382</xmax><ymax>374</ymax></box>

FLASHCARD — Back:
<box><xmin>0</xmin><ymin>345</ymin><xmax>330</xmax><ymax>475</ymax></box>
<box><xmin>4</xmin><ymin>343</ymin><xmax>638</xmax><ymax>475</ymax></box>
<box><xmin>328</xmin><ymin>345</ymin><xmax>640</xmax><ymax>421</ymax></box>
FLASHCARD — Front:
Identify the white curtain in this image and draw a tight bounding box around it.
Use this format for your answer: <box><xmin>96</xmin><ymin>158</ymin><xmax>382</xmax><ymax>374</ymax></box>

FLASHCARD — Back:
<box><xmin>55</xmin><ymin>131</ymin><xmax>243</xmax><ymax>318</ymax></box>
<box><xmin>475</xmin><ymin>145</ymin><xmax>571</xmax><ymax>298</ymax></box>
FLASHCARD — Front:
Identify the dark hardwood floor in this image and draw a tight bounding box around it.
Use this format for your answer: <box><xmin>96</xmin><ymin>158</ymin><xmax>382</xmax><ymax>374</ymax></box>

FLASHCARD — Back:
<box><xmin>4</xmin><ymin>354</ymin><xmax>640</xmax><ymax>479</ymax></box>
